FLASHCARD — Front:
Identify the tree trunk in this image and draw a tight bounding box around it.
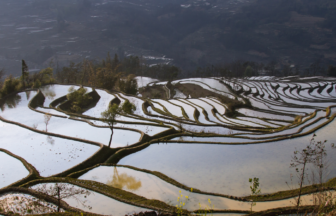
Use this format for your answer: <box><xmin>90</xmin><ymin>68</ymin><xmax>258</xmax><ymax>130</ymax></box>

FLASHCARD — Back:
<box><xmin>108</xmin><ymin>126</ymin><xmax>114</xmax><ymax>147</ymax></box>
<box><xmin>297</xmin><ymin>158</ymin><xmax>307</xmax><ymax>214</ymax></box>
<box><xmin>57</xmin><ymin>185</ymin><xmax>60</xmax><ymax>212</ymax></box>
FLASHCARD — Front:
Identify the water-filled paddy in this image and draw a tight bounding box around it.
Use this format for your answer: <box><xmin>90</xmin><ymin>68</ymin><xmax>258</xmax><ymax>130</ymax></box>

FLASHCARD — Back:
<box><xmin>136</xmin><ymin>77</ymin><xmax>158</xmax><ymax>88</ymax></box>
<box><xmin>31</xmin><ymin>183</ymin><xmax>150</xmax><ymax>215</ymax></box>
<box><xmin>82</xmin><ymin>89</ymin><xmax>115</xmax><ymax>118</ymax></box>
<box><xmin>78</xmin><ymin>166</ymin><xmax>331</xmax><ymax>211</ymax></box>
<box><xmin>0</xmin><ymin>121</ymin><xmax>99</xmax><ymax>176</ymax></box>
<box><xmin>0</xmin><ymin>152</ymin><xmax>29</xmax><ymax>188</ymax></box>
<box><xmin>0</xmin><ymin>92</ymin><xmax>141</xmax><ymax>146</ymax></box>
<box><xmin>169</xmin><ymin>99</ymin><xmax>196</xmax><ymax>121</ymax></box>
<box><xmin>152</xmin><ymin>99</ymin><xmax>184</xmax><ymax>118</ymax></box>
<box><xmin>237</xmin><ymin>108</ymin><xmax>294</xmax><ymax>121</ymax></box>
<box><xmin>40</xmin><ymin>85</ymin><xmax>79</xmax><ymax>107</ymax></box>
<box><xmin>120</xmin><ymin>119</ymin><xmax>336</xmax><ymax>196</ymax></box>
<box><xmin>171</xmin><ymin>136</ymin><xmax>264</xmax><ymax>143</ymax></box>
<box><xmin>1</xmin><ymin>78</ymin><xmax>336</xmax><ymax>215</ymax></box>
<box><xmin>35</xmin><ymin>107</ymin><xmax>68</xmax><ymax>117</ymax></box>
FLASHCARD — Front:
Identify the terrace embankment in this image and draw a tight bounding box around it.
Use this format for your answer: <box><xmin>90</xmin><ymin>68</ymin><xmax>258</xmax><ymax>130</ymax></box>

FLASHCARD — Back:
<box><xmin>139</xmin><ymin>85</ymin><xmax>167</xmax><ymax>100</ymax></box>
<box><xmin>174</xmin><ymin>83</ymin><xmax>248</xmax><ymax>116</ymax></box>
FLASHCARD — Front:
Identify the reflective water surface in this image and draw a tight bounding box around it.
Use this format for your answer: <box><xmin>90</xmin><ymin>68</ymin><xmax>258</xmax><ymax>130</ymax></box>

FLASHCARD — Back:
<box><xmin>0</xmin><ymin>92</ymin><xmax>141</xmax><ymax>147</ymax></box>
<box><xmin>0</xmin><ymin>152</ymin><xmax>29</xmax><ymax>188</ymax></box>
<box><xmin>0</xmin><ymin>121</ymin><xmax>99</xmax><ymax>177</ymax></box>
<box><xmin>120</xmin><ymin>119</ymin><xmax>336</xmax><ymax>196</ymax></box>
<box><xmin>79</xmin><ymin>166</ymin><xmax>332</xmax><ymax>211</ymax></box>
<box><xmin>31</xmin><ymin>183</ymin><xmax>150</xmax><ymax>215</ymax></box>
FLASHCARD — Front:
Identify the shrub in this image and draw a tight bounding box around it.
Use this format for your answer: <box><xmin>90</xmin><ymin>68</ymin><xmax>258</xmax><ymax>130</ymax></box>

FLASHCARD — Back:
<box><xmin>66</xmin><ymin>87</ymin><xmax>92</xmax><ymax>113</ymax></box>
<box><xmin>121</xmin><ymin>100</ymin><xmax>136</xmax><ymax>114</ymax></box>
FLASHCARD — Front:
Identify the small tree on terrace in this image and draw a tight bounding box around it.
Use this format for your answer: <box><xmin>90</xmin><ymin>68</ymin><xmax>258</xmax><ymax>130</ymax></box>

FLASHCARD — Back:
<box><xmin>101</xmin><ymin>101</ymin><xmax>136</xmax><ymax>147</ymax></box>
<box><xmin>101</xmin><ymin>104</ymin><xmax>120</xmax><ymax>147</ymax></box>
<box><xmin>249</xmin><ymin>177</ymin><xmax>261</xmax><ymax>212</ymax></box>
<box><xmin>121</xmin><ymin>100</ymin><xmax>136</xmax><ymax>114</ymax></box>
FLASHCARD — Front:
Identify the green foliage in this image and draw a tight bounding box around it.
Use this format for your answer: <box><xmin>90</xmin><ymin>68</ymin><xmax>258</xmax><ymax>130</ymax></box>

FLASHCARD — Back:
<box><xmin>249</xmin><ymin>177</ymin><xmax>261</xmax><ymax>212</ymax></box>
<box><xmin>1</xmin><ymin>75</ymin><xmax>21</xmax><ymax>96</ymax></box>
<box><xmin>66</xmin><ymin>87</ymin><xmax>92</xmax><ymax>113</ymax></box>
<box><xmin>121</xmin><ymin>100</ymin><xmax>136</xmax><ymax>114</ymax></box>
<box><xmin>101</xmin><ymin>104</ymin><xmax>120</xmax><ymax>125</ymax></box>
<box><xmin>39</xmin><ymin>67</ymin><xmax>54</xmax><ymax>84</ymax></box>
<box><xmin>101</xmin><ymin>104</ymin><xmax>121</xmax><ymax>147</ymax></box>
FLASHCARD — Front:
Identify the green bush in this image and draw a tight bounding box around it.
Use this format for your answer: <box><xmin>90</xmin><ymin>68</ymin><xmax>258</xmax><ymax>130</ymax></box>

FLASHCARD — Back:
<box><xmin>121</xmin><ymin>100</ymin><xmax>136</xmax><ymax>114</ymax></box>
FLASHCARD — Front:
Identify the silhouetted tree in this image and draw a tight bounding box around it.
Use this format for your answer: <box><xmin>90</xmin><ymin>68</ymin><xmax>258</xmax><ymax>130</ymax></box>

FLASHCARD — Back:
<box><xmin>21</xmin><ymin>60</ymin><xmax>29</xmax><ymax>88</ymax></box>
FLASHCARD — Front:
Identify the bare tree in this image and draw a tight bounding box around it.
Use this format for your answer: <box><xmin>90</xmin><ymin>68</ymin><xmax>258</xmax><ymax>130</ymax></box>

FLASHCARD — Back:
<box><xmin>290</xmin><ymin>134</ymin><xmax>328</xmax><ymax>214</ymax></box>
<box><xmin>44</xmin><ymin>113</ymin><xmax>52</xmax><ymax>132</ymax></box>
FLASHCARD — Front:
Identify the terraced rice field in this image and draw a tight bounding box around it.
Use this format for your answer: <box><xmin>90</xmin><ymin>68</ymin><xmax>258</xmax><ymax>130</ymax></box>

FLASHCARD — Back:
<box><xmin>1</xmin><ymin>76</ymin><xmax>336</xmax><ymax>215</ymax></box>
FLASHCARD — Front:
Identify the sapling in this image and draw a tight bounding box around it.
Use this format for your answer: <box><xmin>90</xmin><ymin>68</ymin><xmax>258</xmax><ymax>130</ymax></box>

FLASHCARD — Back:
<box><xmin>249</xmin><ymin>177</ymin><xmax>261</xmax><ymax>212</ymax></box>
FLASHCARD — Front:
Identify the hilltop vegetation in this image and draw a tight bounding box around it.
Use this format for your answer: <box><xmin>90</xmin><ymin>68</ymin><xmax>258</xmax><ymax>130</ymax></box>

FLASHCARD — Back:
<box><xmin>0</xmin><ymin>0</ymin><xmax>336</xmax><ymax>77</ymax></box>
